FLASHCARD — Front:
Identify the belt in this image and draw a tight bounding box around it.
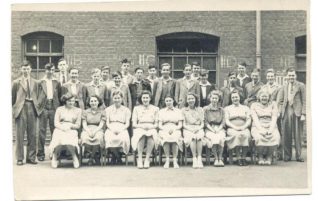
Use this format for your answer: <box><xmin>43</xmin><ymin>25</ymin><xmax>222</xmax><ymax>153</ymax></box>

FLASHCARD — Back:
<box><xmin>25</xmin><ymin>99</ymin><xmax>33</xmax><ymax>102</ymax></box>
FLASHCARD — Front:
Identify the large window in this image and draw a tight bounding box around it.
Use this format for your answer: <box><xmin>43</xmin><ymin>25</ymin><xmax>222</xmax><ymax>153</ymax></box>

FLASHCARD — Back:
<box><xmin>22</xmin><ymin>32</ymin><xmax>64</xmax><ymax>70</ymax></box>
<box><xmin>295</xmin><ymin>35</ymin><xmax>306</xmax><ymax>84</ymax></box>
<box><xmin>156</xmin><ymin>32</ymin><xmax>219</xmax><ymax>84</ymax></box>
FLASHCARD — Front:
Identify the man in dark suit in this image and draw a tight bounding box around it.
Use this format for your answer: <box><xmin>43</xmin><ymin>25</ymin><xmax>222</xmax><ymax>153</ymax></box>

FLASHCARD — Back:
<box><xmin>236</xmin><ymin>62</ymin><xmax>252</xmax><ymax>88</ymax></box>
<box><xmin>220</xmin><ymin>71</ymin><xmax>245</xmax><ymax>107</ymax></box>
<box><xmin>244</xmin><ymin>68</ymin><xmax>264</xmax><ymax>107</ymax></box>
<box><xmin>277</xmin><ymin>68</ymin><xmax>306</xmax><ymax>162</ymax></box>
<box><xmin>37</xmin><ymin>63</ymin><xmax>62</xmax><ymax>161</ymax></box>
<box><xmin>129</xmin><ymin>67</ymin><xmax>152</xmax><ymax>110</ymax></box>
<box><xmin>199</xmin><ymin>69</ymin><xmax>217</xmax><ymax>107</ymax></box>
<box><xmin>56</xmin><ymin>58</ymin><xmax>69</xmax><ymax>85</ymax></box>
<box><xmin>12</xmin><ymin>60</ymin><xmax>41</xmax><ymax>165</ymax></box>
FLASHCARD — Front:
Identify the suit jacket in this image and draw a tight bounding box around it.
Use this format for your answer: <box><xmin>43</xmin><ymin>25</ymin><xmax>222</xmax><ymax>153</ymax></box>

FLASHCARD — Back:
<box><xmin>236</xmin><ymin>75</ymin><xmax>252</xmax><ymax>88</ymax></box>
<box><xmin>244</xmin><ymin>81</ymin><xmax>264</xmax><ymax>107</ymax></box>
<box><xmin>54</xmin><ymin>71</ymin><xmax>68</xmax><ymax>85</ymax></box>
<box><xmin>129</xmin><ymin>79</ymin><xmax>152</xmax><ymax>109</ymax></box>
<box><xmin>175</xmin><ymin>78</ymin><xmax>201</xmax><ymax>108</ymax></box>
<box><xmin>200</xmin><ymin>83</ymin><xmax>217</xmax><ymax>107</ymax></box>
<box><xmin>277</xmin><ymin>81</ymin><xmax>306</xmax><ymax>117</ymax></box>
<box><xmin>261</xmin><ymin>83</ymin><xmax>281</xmax><ymax>102</ymax></box>
<box><xmin>220</xmin><ymin>86</ymin><xmax>245</xmax><ymax>107</ymax></box>
<box><xmin>38</xmin><ymin>78</ymin><xmax>62</xmax><ymax>113</ymax></box>
<box><xmin>153</xmin><ymin>77</ymin><xmax>176</xmax><ymax>107</ymax></box>
<box><xmin>61</xmin><ymin>81</ymin><xmax>87</xmax><ymax>110</ymax></box>
<box><xmin>12</xmin><ymin>76</ymin><xmax>41</xmax><ymax>118</ymax></box>
<box><xmin>85</xmin><ymin>81</ymin><xmax>110</xmax><ymax>107</ymax></box>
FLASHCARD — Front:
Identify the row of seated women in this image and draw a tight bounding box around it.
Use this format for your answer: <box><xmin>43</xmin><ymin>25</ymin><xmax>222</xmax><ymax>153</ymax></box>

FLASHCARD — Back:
<box><xmin>49</xmin><ymin>88</ymin><xmax>280</xmax><ymax>169</ymax></box>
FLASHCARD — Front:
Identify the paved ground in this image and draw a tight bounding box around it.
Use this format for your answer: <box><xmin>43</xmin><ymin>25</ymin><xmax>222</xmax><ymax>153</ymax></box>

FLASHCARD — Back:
<box><xmin>13</xmin><ymin>147</ymin><xmax>309</xmax><ymax>200</ymax></box>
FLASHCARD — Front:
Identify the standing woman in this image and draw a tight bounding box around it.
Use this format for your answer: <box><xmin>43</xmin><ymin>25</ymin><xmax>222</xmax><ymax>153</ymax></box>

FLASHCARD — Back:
<box><xmin>158</xmin><ymin>96</ymin><xmax>183</xmax><ymax>169</ymax></box>
<box><xmin>132</xmin><ymin>90</ymin><xmax>159</xmax><ymax>169</ymax></box>
<box><xmin>224</xmin><ymin>90</ymin><xmax>252</xmax><ymax>166</ymax></box>
<box><xmin>80</xmin><ymin>95</ymin><xmax>106</xmax><ymax>166</ymax></box>
<box><xmin>104</xmin><ymin>90</ymin><xmax>131</xmax><ymax>164</ymax></box>
<box><xmin>182</xmin><ymin>93</ymin><xmax>205</xmax><ymax>168</ymax></box>
<box><xmin>204</xmin><ymin>90</ymin><xmax>226</xmax><ymax>167</ymax></box>
<box><xmin>49</xmin><ymin>93</ymin><xmax>82</xmax><ymax>168</ymax></box>
<box><xmin>110</xmin><ymin>71</ymin><xmax>132</xmax><ymax>110</ymax></box>
<box><xmin>251</xmin><ymin>90</ymin><xmax>280</xmax><ymax>165</ymax></box>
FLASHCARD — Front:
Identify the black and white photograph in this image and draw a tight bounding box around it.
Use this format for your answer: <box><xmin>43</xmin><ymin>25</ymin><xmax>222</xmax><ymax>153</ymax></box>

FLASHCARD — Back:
<box><xmin>8</xmin><ymin>0</ymin><xmax>312</xmax><ymax>200</ymax></box>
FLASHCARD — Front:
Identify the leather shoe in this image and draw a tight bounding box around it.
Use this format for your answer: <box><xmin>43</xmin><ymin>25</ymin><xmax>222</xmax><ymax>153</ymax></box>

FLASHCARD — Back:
<box><xmin>26</xmin><ymin>160</ymin><xmax>38</xmax><ymax>165</ymax></box>
<box><xmin>17</xmin><ymin>160</ymin><xmax>23</xmax><ymax>166</ymax></box>
<box><xmin>37</xmin><ymin>156</ymin><xmax>45</xmax><ymax>161</ymax></box>
<box><xmin>296</xmin><ymin>158</ymin><xmax>305</xmax><ymax>162</ymax></box>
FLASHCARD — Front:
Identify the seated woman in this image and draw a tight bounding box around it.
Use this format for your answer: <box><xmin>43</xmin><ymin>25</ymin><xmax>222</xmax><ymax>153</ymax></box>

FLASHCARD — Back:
<box><xmin>182</xmin><ymin>93</ymin><xmax>205</xmax><ymax>168</ymax></box>
<box><xmin>132</xmin><ymin>90</ymin><xmax>159</xmax><ymax>169</ymax></box>
<box><xmin>204</xmin><ymin>90</ymin><xmax>226</xmax><ymax>167</ymax></box>
<box><xmin>251</xmin><ymin>89</ymin><xmax>280</xmax><ymax>165</ymax></box>
<box><xmin>81</xmin><ymin>95</ymin><xmax>106</xmax><ymax>166</ymax></box>
<box><xmin>224</xmin><ymin>90</ymin><xmax>252</xmax><ymax>166</ymax></box>
<box><xmin>158</xmin><ymin>96</ymin><xmax>183</xmax><ymax>169</ymax></box>
<box><xmin>49</xmin><ymin>93</ymin><xmax>82</xmax><ymax>168</ymax></box>
<box><xmin>104</xmin><ymin>90</ymin><xmax>131</xmax><ymax>164</ymax></box>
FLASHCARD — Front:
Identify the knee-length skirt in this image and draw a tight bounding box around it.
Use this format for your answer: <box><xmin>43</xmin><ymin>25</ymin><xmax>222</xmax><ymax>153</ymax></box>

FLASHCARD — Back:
<box><xmin>183</xmin><ymin>129</ymin><xmax>205</xmax><ymax>147</ymax></box>
<box><xmin>251</xmin><ymin>126</ymin><xmax>280</xmax><ymax>147</ymax></box>
<box><xmin>104</xmin><ymin>123</ymin><xmax>130</xmax><ymax>154</ymax></box>
<box><xmin>226</xmin><ymin>128</ymin><xmax>251</xmax><ymax>149</ymax></box>
<box><xmin>49</xmin><ymin>127</ymin><xmax>80</xmax><ymax>156</ymax></box>
<box><xmin>131</xmin><ymin>125</ymin><xmax>159</xmax><ymax>151</ymax></box>
<box><xmin>205</xmin><ymin>127</ymin><xmax>226</xmax><ymax>148</ymax></box>
<box><xmin>158</xmin><ymin>125</ymin><xmax>183</xmax><ymax>151</ymax></box>
<box><xmin>81</xmin><ymin>125</ymin><xmax>104</xmax><ymax>147</ymax></box>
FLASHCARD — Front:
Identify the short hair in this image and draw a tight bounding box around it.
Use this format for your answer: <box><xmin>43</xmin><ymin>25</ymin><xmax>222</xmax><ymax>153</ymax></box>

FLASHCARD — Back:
<box><xmin>266</xmin><ymin>68</ymin><xmax>275</xmax><ymax>75</ymax></box>
<box><xmin>112</xmin><ymin>71</ymin><xmax>122</xmax><ymax>78</ymax></box>
<box><xmin>101</xmin><ymin>65</ymin><xmax>110</xmax><ymax>72</ymax></box>
<box><xmin>257</xmin><ymin>89</ymin><xmax>271</xmax><ymax>102</ymax></box>
<box><xmin>60</xmin><ymin>92</ymin><xmax>75</xmax><ymax>105</ymax></box>
<box><xmin>238</xmin><ymin>62</ymin><xmax>247</xmax><ymax>67</ymax></box>
<box><xmin>184</xmin><ymin>64</ymin><xmax>192</xmax><ymax>69</ymax></box>
<box><xmin>228</xmin><ymin>71</ymin><xmax>237</xmax><ymax>77</ymax></box>
<box><xmin>21</xmin><ymin>60</ymin><xmax>31</xmax><ymax>68</ymax></box>
<box><xmin>286</xmin><ymin>67</ymin><xmax>296</xmax><ymax>73</ymax></box>
<box><xmin>91</xmin><ymin>68</ymin><xmax>101</xmax><ymax>75</ymax></box>
<box><xmin>111</xmin><ymin>90</ymin><xmax>124</xmax><ymax>99</ymax></box>
<box><xmin>134</xmin><ymin>67</ymin><xmax>144</xmax><ymax>73</ymax></box>
<box><xmin>161</xmin><ymin>63</ymin><xmax>171</xmax><ymax>69</ymax></box>
<box><xmin>148</xmin><ymin>65</ymin><xmax>156</xmax><ymax>70</ymax></box>
<box><xmin>44</xmin><ymin>63</ymin><xmax>55</xmax><ymax>70</ymax></box>
<box><xmin>185</xmin><ymin>93</ymin><xmax>199</xmax><ymax>107</ymax></box>
<box><xmin>191</xmin><ymin>61</ymin><xmax>201</xmax><ymax>66</ymax></box>
<box><xmin>58</xmin><ymin>58</ymin><xmax>66</xmax><ymax>64</ymax></box>
<box><xmin>68</xmin><ymin>66</ymin><xmax>79</xmax><ymax>74</ymax></box>
<box><xmin>230</xmin><ymin>89</ymin><xmax>241</xmax><ymax>100</ymax></box>
<box><xmin>121</xmin><ymin>58</ymin><xmax>130</xmax><ymax>64</ymax></box>
<box><xmin>208</xmin><ymin>90</ymin><xmax>222</xmax><ymax>103</ymax></box>
<box><xmin>137</xmin><ymin>90</ymin><xmax>152</xmax><ymax>105</ymax></box>
<box><xmin>164</xmin><ymin>95</ymin><xmax>177</xmax><ymax>107</ymax></box>
<box><xmin>251</xmin><ymin>68</ymin><xmax>260</xmax><ymax>74</ymax></box>
<box><xmin>86</xmin><ymin>95</ymin><xmax>103</xmax><ymax>108</ymax></box>
<box><xmin>200</xmin><ymin>69</ymin><xmax>209</xmax><ymax>76</ymax></box>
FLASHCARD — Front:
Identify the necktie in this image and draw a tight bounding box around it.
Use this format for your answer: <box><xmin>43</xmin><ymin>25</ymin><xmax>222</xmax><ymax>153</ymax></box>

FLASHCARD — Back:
<box><xmin>26</xmin><ymin>79</ymin><xmax>31</xmax><ymax>99</ymax></box>
<box><xmin>62</xmin><ymin>75</ymin><xmax>66</xmax><ymax>84</ymax></box>
<box><xmin>288</xmin><ymin>83</ymin><xmax>294</xmax><ymax>105</ymax></box>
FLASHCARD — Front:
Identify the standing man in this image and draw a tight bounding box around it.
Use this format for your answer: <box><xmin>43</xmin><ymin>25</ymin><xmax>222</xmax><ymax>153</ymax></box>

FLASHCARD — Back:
<box><xmin>12</xmin><ymin>60</ymin><xmax>41</xmax><ymax>165</ymax></box>
<box><xmin>175</xmin><ymin>64</ymin><xmax>200</xmax><ymax>108</ymax></box>
<box><xmin>120</xmin><ymin>58</ymin><xmax>134</xmax><ymax>85</ymax></box>
<box><xmin>145</xmin><ymin>65</ymin><xmax>158</xmax><ymax>95</ymax></box>
<box><xmin>277</xmin><ymin>68</ymin><xmax>306</xmax><ymax>162</ymax></box>
<box><xmin>220</xmin><ymin>71</ymin><xmax>245</xmax><ymax>107</ymax></box>
<box><xmin>129</xmin><ymin>67</ymin><xmax>152</xmax><ymax>110</ymax></box>
<box><xmin>62</xmin><ymin>67</ymin><xmax>87</xmax><ymax>110</ymax></box>
<box><xmin>191</xmin><ymin>61</ymin><xmax>201</xmax><ymax>81</ymax></box>
<box><xmin>56</xmin><ymin>58</ymin><xmax>69</xmax><ymax>85</ymax></box>
<box><xmin>100</xmin><ymin>65</ymin><xmax>114</xmax><ymax>89</ymax></box>
<box><xmin>37</xmin><ymin>63</ymin><xmax>62</xmax><ymax>161</ymax></box>
<box><xmin>236</xmin><ymin>62</ymin><xmax>252</xmax><ymax>88</ymax></box>
<box><xmin>261</xmin><ymin>69</ymin><xmax>281</xmax><ymax>101</ymax></box>
<box><xmin>199</xmin><ymin>69</ymin><xmax>217</xmax><ymax>107</ymax></box>
<box><xmin>244</xmin><ymin>68</ymin><xmax>264</xmax><ymax>107</ymax></box>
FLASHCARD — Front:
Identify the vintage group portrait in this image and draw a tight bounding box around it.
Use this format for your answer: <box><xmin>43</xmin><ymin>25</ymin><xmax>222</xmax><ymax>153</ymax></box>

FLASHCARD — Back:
<box><xmin>10</xmin><ymin>0</ymin><xmax>311</xmax><ymax>200</ymax></box>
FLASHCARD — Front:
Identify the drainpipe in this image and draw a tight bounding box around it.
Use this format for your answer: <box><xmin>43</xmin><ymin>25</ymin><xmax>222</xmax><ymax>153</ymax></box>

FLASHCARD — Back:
<box><xmin>256</xmin><ymin>11</ymin><xmax>261</xmax><ymax>69</ymax></box>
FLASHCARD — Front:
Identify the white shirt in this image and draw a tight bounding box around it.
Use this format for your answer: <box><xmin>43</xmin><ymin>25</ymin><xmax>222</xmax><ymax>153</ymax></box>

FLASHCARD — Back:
<box><xmin>70</xmin><ymin>81</ymin><xmax>79</xmax><ymax>95</ymax></box>
<box><xmin>43</xmin><ymin>77</ymin><xmax>54</xmax><ymax>99</ymax></box>
<box><xmin>199</xmin><ymin>81</ymin><xmax>212</xmax><ymax>99</ymax></box>
<box><xmin>237</xmin><ymin>74</ymin><xmax>249</xmax><ymax>86</ymax></box>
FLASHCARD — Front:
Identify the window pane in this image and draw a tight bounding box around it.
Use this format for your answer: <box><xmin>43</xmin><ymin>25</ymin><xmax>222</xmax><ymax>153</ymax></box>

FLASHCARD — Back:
<box><xmin>173</xmin><ymin>57</ymin><xmax>187</xmax><ymax>70</ymax></box>
<box><xmin>26</xmin><ymin>56</ymin><xmax>37</xmax><ymax>69</ymax></box>
<box><xmin>26</xmin><ymin>40</ymin><xmax>37</xmax><ymax>53</ymax></box>
<box><xmin>202</xmin><ymin>39</ymin><xmax>219</xmax><ymax>53</ymax></box>
<box><xmin>203</xmin><ymin>57</ymin><xmax>217</xmax><ymax>70</ymax></box>
<box><xmin>39</xmin><ymin>56</ymin><xmax>50</xmax><ymax>69</ymax></box>
<box><xmin>296</xmin><ymin>57</ymin><xmax>306</xmax><ymax>71</ymax></box>
<box><xmin>157</xmin><ymin>40</ymin><xmax>173</xmax><ymax>53</ymax></box>
<box><xmin>51</xmin><ymin>40</ymin><xmax>63</xmax><ymax>53</ymax></box>
<box><xmin>188</xmin><ymin>39</ymin><xmax>201</xmax><ymax>52</ymax></box>
<box><xmin>208</xmin><ymin>71</ymin><xmax>217</xmax><ymax>84</ymax></box>
<box><xmin>188</xmin><ymin>57</ymin><xmax>201</xmax><ymax>66</ymax></box>
<box><xmin>158</xmin><ymin>57</ymin><xmax>172</xmax><ymax>70</ymax></box>
<box><xmin>51</xmin><ymin>56</ymin><xmax>63</xmax><ymax>69</ymax></box>
<box><xmin>173</xmin><ymin>71</ymin><xmax>184</xmax><ymax>80</ymax></box>
<box><xmin>39</xmin><ymin>40</ymin><xmax>50</xmax><ymax>53</ymax></box>
<box><xmin>296</xmin><ymin>72</ymin><xmax>306</xmax><ymax>84</ymax></box>
<box><xmin>172</xmin><ymin>40</ymin><xmax>187</xmax><ymax>52</ymax></box>
<box><xmin>295</xmin><ymin>35</ymin><xmax>306</xmax><ymax>54</ymax></box>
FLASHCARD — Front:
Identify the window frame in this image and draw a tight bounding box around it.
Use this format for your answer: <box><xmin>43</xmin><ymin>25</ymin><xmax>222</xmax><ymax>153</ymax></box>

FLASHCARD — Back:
<box><xmin>295</xmin><ymin>35</ymin><xmax>306</xmax><ymax>83</ymax></box>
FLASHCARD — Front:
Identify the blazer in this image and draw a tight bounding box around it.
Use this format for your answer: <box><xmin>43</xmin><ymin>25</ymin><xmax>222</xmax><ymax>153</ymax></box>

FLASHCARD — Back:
<box><xmin>236</xmin><ymin>75</ymin><xmax>252</xmax><ymax>88</ymax></box>
<box><xmin>200</xmin><ymin>83</ymin><xmax>217</xmax><ymax>107</ymax></box>
<box><xmin>277</xmin><ymin>81</ymin><xmax>306</xmax><ymax>117</ymax></box>
<box><xmin>175</xmin><ymin>78</ymin><xmax>201</xmax><ymax>108</ymax></box>
<box><xmin>153</xmin><ymin>77</ymin><xmax>176</xmax><ymax>107</ymax></box>
<box><xmin>129</xmin><ymin>79</ymin><xmax>152</xmax><ymax>109</ymax></box>
<box><xmin>37</xmin><ymin>78</ymin><xmax>62</xmax><ymax>113</ymax></box>
<box><xmin>61</xmin><ymin>81</ymin><xmax>87</xmax><ymax>110</ymax></box>
<box><xmin>220</xmin><ymin>86</ymin><xmax>245</xmax><ymax>107</ymax></box>
<box><xmin>244</xmin><ymin>81</ymin><xmax>264</xmax><ymax>107</ymax></box>
<box><xmin>12</xmin><ymin>76</ymin><xmax>41</xmax><ymax>118</ymax></box>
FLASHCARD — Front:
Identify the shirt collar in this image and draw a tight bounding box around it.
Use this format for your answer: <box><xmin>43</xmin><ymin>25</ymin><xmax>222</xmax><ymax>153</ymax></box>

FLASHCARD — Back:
<box><xmin>237</xmin><ymin>74</ymin><xmax>249</xmax><ymax>80</ymax></box>
<box><xmin>207</xmin><ymin>104</ymin><xmax>220</xmax><ymax>111</ymax></box>
<box><xmin>42</xmin><ymin>76</ymin><xmax>56</xmax><ymax>81</ymax></box>
<box><xmin>147</xmin><ymin>76</ymin><xmax>158</xmax><ymax>81</ymax></box>
<box><xmin>68</xmin><ymin>80</ymin><xmax>80</xmax><ymax>85</ymax></box>
<box><xmin>166</xmin><ymin>107</ymin><xmax>175</xmax><ymax>111</ymax></box>
<box><xmin>160</xmin><ymin>76</ymin><xmax>172</xmax><ymax>81</ymax></box>
<box><xmin>88</xmin><ymin>81</ymin><xmax>101</xmax><ymax>87</ymax></box>
<box><xmin>199</xmin><ymin>81</ymin><xmax>212</xmax><ymax>86</ymax></box>
<box><xmin>183</xmin><ymin>76</ymin><xmax>193</xmax><ymax>81</ymax></box>
<box><xmin>133</xmin><ymin>78</ymin><xmax>143</xmax><ymax>84</ymax></box>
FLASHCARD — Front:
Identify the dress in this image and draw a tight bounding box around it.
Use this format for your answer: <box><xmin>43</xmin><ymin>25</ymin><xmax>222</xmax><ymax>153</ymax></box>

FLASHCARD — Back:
<box><xmin>181</xmin><ymin>107</ymin><xmax>205</xmax><ymax>147</ymax></box>
<box><xmin>203</xmin><ymin>105</ymin><xmax>226</xmax><ymax>148</ymax></box>
<box><xmin>131</xmin><ymin>105</ymin><xmax>159</xmax><ymax>151</ymax></box>
<box><xmin>250</xmin><ymin>102</ymin><xmax>280</xmax><ymax>146</ymax></box>
<box><xmin>224</xmin><ymin>104</ymin><xmax>251</xmax><ymax>149</ymax></box>
<box><xmin>49</xmin><ymin>106</ymin><xmax>82</xmax><ymax>155</ymax></box>
<box><xmin>104</xmin><ymin>105</ymin><xmax>131</xmax><ymax>154</ymax></box>
<box><xmin>158</xmin><ymin>107</ymin><xmax>184</xmax><ymax>151</ymax></box>
<box><xmin>81</xmin><ymin>108</ymin><xmax>106</xmax><ymax>147</ymax></box>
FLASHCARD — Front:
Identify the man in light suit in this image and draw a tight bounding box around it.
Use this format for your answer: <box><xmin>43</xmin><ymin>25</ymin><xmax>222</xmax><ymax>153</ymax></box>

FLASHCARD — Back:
<box><xmin>236</xmin><ymin>62</ymin><xmax>252</xmax><ymax>88</ymax></box>
<box><xmin>37</xmin><ymin>63</ymin><xmax>62</xmax><ymax>161</ymax></box>
<box><xmin>12</xmin><ymin>60</ymin><xmax>41</xmax><ymax>165</ymax></box>
<box><xmin>120</xmin><ymin>58</ymin><xmax>134</xmax><ymax>85</ymax></box>
<box><xmin>56</xmin><ymin>58</ymin><xmax>69</xmax><ymax>85</ymax></box>
<box><xmin>175</xmin><ymin>64</ymin><xmax>200</xmax><ymax>108</ymax></box>
<box><xmin>277</xmin><ymin>68</ymin><xmax>306</xmax><ymax>162</ymax></box>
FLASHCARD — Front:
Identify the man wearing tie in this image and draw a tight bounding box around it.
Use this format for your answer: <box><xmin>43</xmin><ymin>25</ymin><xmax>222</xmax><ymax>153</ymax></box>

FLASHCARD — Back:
<box><xmin>236</xmin><ymin>62</ymin><xmax>252</xmax><ymax>88</ymax></box>
<box><xmin>37</xmin><ymin>63</ymin><xmax>62</xmax><ymax>161</ymax></box>
<box><xmin>277</xmin><ymin>68</ymin><xmax>306</xmax><ymax>162</ymax></box>
<box><xmin>220</xmin><ymin>71</ymin><xmax>245</xmax><ymax>107</ymax></box>
<box><xmin>199</xmin><ymin>69</ymin><xmax>217</xmax><ymax>107</ymax></box>
<box><xmin>12</xmin><ymin>60</ymin><xmax>41</xmax><ymax>165</ymax></box>
<box><xmin>145</xmin><ymin>65</ymin><xmax>158</xmax><ymax>96</ymax></box>
<box><xmin>57</xmin><ymin>58</ymin><xmax>68</xmax><ymax>85</ymax></box>
<box><xmin>243</xmin><ymin>68</ymin><xmax>264</xmax><ymax>107</ymax></box>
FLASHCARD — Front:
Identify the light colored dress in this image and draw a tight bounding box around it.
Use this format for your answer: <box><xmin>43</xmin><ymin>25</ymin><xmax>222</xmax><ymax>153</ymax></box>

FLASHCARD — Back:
<box><xmin>49</xmin><ymin>106</ymin><xmax>82</xmax><ymax>155</ymax></box>
<box><xmin>250</xmin><ymin>102</ymin><xmax>280</xmax><ymax>146</ymax></box>
<box><xmin>80</xmin><ymin>108</ymin><xmax>106</xmax><ymax>147</ymax></box>
<box><xmin>158</xmin><ymin>107</ymin><xmax>184</xmax><ymax>151</ymax></box>
<box><xmin>104</xmin><ymin>105</ymin><xmax>131</xmax><ymax>154</ymax></box>
<box><xmin>181</xmin><ymin>107</ymin><xmax>205</xmax><ymax>147</ymax></box>
<box><xmin>204</xmin><ymin>105</ymin><xmax>226</xmax><ymax>148</ymax></box>
<box><xmin>131</xmin><ymin>105</ymin><xmax>159</xmax><ymax>151</ymax></box>
<box><xmin>224</xmin><ymin>104</ymin><xmax>251</xmax><ymax>149</ymax></box>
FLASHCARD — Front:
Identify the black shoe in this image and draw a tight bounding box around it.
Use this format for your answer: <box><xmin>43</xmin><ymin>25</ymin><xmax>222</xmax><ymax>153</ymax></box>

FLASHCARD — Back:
<box><xmin>296</xmin><ymin>158</ymin><xmax>304</xmax><ymax>162</ymax></box>
<box><xmin>117</xmin><ymin>157</ymin><xmax>123</xmax><ymax>164</ymax></box>
<box><xmin>242</xmin><ymin>159</ymin><xmax>248</xmax><ymax>166</ymax></box>
<box><xmin>284</xmin><ymin>158</ymin><xmax>291</xmax><ymax>162</ymax></box>
<box><xmin>17</xmin><ymin>160</ymin><xmax>23</xmax><ymax>166</ymax></box>
<box><xmin>37</xmin><ymin>156</ymin><xmax>45</xmax><ymax>161</ymax></box>
<box><xmin>26</xmin><ymin>160</ymin><xmax>38</xmax><ymax>165</ymax></box>
<box><xmin>111</xmin><ymin>156</ymin><xmax>116</xmax><ymax>165</ymax></box>
<box><xmin>238</xmin><ymin>159</ymin><xmax>243</xmax><ymax>166</ymax></box>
